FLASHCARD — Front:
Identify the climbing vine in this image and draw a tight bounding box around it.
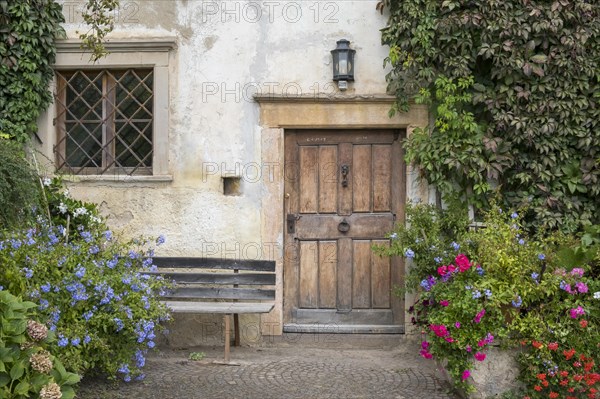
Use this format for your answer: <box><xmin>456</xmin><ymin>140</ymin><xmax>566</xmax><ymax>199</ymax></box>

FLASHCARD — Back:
<box><xmin>380</xmin><ymin>0</ymin><xmax>600</xmax><ymax>233</ymax></box>
<box><xmin>0</xmin><ymin>0</ymin><xmax>118</xmax><ymax>143</ymax></box>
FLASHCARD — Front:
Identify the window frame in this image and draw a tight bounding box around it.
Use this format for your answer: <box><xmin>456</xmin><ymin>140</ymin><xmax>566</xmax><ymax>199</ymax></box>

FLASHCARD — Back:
<box><xmin>41</xmin><ymin>39</ymin><xmax>176</xmax><ymax>181</ymax></box>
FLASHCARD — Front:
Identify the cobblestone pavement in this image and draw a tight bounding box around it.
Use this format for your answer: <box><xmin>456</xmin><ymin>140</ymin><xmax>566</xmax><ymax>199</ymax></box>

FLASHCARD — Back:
<box><xmin>76</xmin><ymin>342</ymin><xmax>458</xmax><ymax>399</ymax></box>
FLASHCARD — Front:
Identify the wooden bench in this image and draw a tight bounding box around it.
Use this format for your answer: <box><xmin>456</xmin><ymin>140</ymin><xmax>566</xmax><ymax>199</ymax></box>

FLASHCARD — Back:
<box><xmin>150</xmin><ymin>257</ymin><xmax>276</xmax><ymax>363</ymax></box>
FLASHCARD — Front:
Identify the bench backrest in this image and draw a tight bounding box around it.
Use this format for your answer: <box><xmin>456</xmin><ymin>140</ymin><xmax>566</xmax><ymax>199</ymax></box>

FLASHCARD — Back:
<box><xmin>152</xmin><ymin>257</ymin><xmax>276</xmax><ymax>302</ymax></box>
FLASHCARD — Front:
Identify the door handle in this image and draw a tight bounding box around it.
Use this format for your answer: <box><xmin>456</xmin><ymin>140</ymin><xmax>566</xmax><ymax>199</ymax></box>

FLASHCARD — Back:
<box><xmin>341</xmin><ymin>164</ymin><xmax>350</xmax><ymax>187</ymax></box>
<box><xmin>287</xmin><ymin>214</ymin><xmax>300</xmax><ymax>234</ymax></box>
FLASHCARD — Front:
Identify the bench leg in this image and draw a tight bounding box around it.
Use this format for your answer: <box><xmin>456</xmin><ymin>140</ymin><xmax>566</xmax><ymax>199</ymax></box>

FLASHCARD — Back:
<box><xmin>224</xmin><ymin>314</ymin><xmax>231</xmax><ymax>363</ymax></box>
<box><xmin>233</xmin><ymin>314</ymin><xmax>240</xmax><ymax>347</ymax></box>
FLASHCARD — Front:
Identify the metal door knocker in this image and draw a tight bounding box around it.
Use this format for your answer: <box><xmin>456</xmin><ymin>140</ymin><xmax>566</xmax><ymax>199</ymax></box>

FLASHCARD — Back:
<box><xmin>338</xmin><ymin>218</ymin><xmax>350</xmax><ymax>233</ymax></box>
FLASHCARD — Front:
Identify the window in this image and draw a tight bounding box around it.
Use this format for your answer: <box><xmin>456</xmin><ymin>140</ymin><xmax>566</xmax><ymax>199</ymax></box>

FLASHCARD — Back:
<box><xmin>54</xmin><ymin>69</ymin><xmax>154</xmax><ymax>175</ymax></box>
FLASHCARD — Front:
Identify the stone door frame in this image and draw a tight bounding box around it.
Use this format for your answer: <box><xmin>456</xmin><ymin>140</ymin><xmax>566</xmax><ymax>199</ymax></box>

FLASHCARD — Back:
<box><xmin>255</xmin><ymin>95</ymin><xmax>429</xmax><ymax>336</ymax></box>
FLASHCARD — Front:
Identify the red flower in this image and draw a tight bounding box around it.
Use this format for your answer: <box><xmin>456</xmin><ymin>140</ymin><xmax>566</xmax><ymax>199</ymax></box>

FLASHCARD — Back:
<box><xmin>574</xmin><ymin>374</ymin><xmax>584</xmax><ymax>382</ymax></box>
<box><xmin>560</xmin><ymin>371</ymin><xmax>569</xmax><ymax>378</ymax></box>
<box><xmin>560</xmin><ymin>379</ymin><xmax>569</xmax><ymax>386</ymax></box>
<box><xmin>537</xmin><ymin>373</ymin><xmax>547</xmax><ymax>380</ymax></box>
<box><xmin>564</xmin><ymin>349</ymin><xmax>576</xmax><ymax>360</ymax></box>
<box><xmin>532</xmin><ymin>341</ymin><xmax>544</xmax><ymax>349</ymax></box>
<box><xmin>548</xmin><ymin>342</ymin><xmax>559</xmax><ymax>351</ymax></box>
<box><xmin>574</xmin><ymin>361</ymin><xmax>582</xmax><ymax>368</ymax></box>
<box><xmin>584</xmin><ymin>362</ymin><xmax>594</xmax><ymax>372</ymax></box>
<box><xmin>542</xmin><ymin>380</ymin><xmax>549</xmax><ymax>387</ymax></box>
<box><xmin>580</xmin><ymin>319</ymin><xmax>588</xmax><ymax>328</ymax></box>
<box><xmin>534</xmin><ymin>386</ymin><xmax>542</xmax><ymax>392</ymax></box>
<box><xmin>549</xmin><ymin>392</ymin><xmax>558</xmax><ymax>399</ymax></box>
<box><xmin>455</xmin><ymin>254</ymin><xmax>471</xmax><ymax>272</ymax></box>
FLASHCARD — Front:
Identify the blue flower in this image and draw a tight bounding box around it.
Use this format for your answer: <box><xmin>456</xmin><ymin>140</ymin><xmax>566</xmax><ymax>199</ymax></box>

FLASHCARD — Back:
<box><xmin>83</xmin><ymin>311</ymin><xmax>94</xmax><ymax>321</ymax></box>
<box><xmin>512</xmin><ymin>296</ymin><xmax>522</xmax><ymax>308</ymax></box>
<box><xmin>484</xmin><ymin>289</ymin><xmax>492</xmax><ymax>298</ymax></box>
<box><xmin>476</xmin><ymin>268</ymin><xmax>485</xmax><ymax>276</ymax></box>
<box><xmin>135</xmin><ymin>374</ymin><xmax>145</xmax><ymax>381</ymax></box>
<box><xmin>404</xmin><ymin>248</ymin><xmax>415</xmax><ymax>259</ymax></box>
<box><xmin>40</xmin><ymin>283</ymin><xmax>51</xmax><ymax>293</ymax></box>
<box><xmin>518</xmin><ymin>239</ymin><xmax>525</xmax><ymax>245</ymax></box>
<box><xmin>147</xmin><ymin>341</ymin><xmax>155</xmax><ymax>348</ymax></box>
<box><xmin>128</xmin><ymin>250</ymin><xmax>139</xmax><ymax>260</ymax></box>
<box><xmin>134</xmin><ymin>349</ymin><xmax>146</xmax><ymax>367</ymax></box>
<box><xmin>124</xmin><ymin>375</ymin><xmax>132</xmax><ymax>382</ymax></box>
<box><xmin>538</xmin><ymin>254</ymin><xmax>545</xmax><ymax>260</ymax></box>
<box><xmin>451</xmin><ymin>242</ymin><xmax>460</xmax><ymax>251</ymax></box>
<box><xmin>531</xmin><ymin>272</ymin><xmax>539</xmax><ymax>282</ymax></box>
<box><xmin>510</xmin><ymin>212</ymin><xmax>518</xmax><ymax>219</ymax></box>
<box><xmin>58</xmin><ymin>335</ymin><xmax>69</xmax><ymax>347</ymax></box>
<box><xmin>107</xmin><ymin>256</ymin><xmax>119</xmax><ymax>269</ymax></box>
<box><xmin>83</xmin><ymin>335</ymin><xmax>92</xmax><ymax>344</ymax></box>
<box><xmin>0</xmin><ymin>286</ymin><xmax>3</xmax><ymax>291</ymax></box>
<box><xmin>89</xmin><ymin>245</ymin><xmax>100</xmax><ymax>255</ymax></box>
<box><xmin>472</xmin><ymin>290</ymin><xmax>482</xmax><ymax>299</ymax></box>
<box><xmin>157</xmin><ymin>235</ymin><xmax>166</xmax><ymax>245</ymax></box>
<box><xmin>114</xmin><ymin>318</ymin><xmax>125</xmax><ymax>332</ymax></box>
<box><xmin>75</xmin><ymin>266</ymin><xmax>86</xmax><ymax>278</ymax></box>
<box><xmin>22</xmin><ymin>268</ymin><xmax>33</xmax><ymax>279</ymax></box>
<box><xmin>434</xmin><ymin>257</ymin><xmax>442</xmax><ymax>264</ymax></box>
<box><xmin>104</xmin><ymin>230</ymin><xmax>113</xmax><ymax>241</ymax></box>
<box><xmin>71</xmin><ymin>337</ymin><xmax>80</xmax><ymax>346</ymax></box>
<box><xmin>80</xmin><ymin>231</ymin><xmax>93</xmax><ymax>243</ymax></box>
<box><xmin>38</xmin><ymin>299</ymin><xmax>49</xmax><ymax>310</ymax></box>
<box><xmin>48</xmin><ymin>234</ymin><xmax>59</xmax><ymax>245</ymax></box>
<box><xmin>118</xmin><ymin>364</ymin><xmax>130</xmax><ymax>374</ymax></box>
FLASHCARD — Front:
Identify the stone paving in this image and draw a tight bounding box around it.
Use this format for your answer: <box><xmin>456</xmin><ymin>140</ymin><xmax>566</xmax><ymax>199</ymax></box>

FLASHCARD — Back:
<box><xmin>76</xmin><ymin>337</ymin><xmax>459</xmax><ymax>399</ymax></box>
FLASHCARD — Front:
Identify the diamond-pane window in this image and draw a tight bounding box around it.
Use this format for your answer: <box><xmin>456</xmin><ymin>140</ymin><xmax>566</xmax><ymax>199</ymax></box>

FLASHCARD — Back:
<box><xmin>54</xmin><ymin>69</ymin><xmax>154</xmax><ymax>175</ymax></box>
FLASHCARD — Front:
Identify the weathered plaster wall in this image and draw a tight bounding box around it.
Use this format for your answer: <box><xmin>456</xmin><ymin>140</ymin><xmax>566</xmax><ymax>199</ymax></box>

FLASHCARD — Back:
<box><xmin>42</xmin><ymin>1</ymin><xmax>432</xmax><ymax>338</ymax></box>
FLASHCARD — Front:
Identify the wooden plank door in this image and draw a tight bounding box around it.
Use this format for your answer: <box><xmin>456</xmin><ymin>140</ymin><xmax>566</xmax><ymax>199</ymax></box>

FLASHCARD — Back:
<box><xmin>283</xmin><ymin>130</ymin><xmax>405</xmax><ymax>334</ymax></box>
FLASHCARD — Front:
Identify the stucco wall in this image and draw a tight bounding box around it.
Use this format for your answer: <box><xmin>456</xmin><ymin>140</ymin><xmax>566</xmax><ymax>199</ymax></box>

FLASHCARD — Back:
<box><xmin>40</xmin><ymin>1</ymin><xmax>432</xmax><ymax>337</ymax></box>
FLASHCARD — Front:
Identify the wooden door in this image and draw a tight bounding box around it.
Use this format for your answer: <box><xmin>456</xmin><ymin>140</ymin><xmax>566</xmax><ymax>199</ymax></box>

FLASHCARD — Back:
<box><xmin>283</xmin><ymin>130</ymin><xmax>405</xmax><ymax>334</ymax></box>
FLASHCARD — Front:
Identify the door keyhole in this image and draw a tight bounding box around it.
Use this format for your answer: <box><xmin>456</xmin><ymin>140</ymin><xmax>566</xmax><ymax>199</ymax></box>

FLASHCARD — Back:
<box><xmin>341</xmin><ymin>164</ymin><xmax>350</xmax><ymax>187</ymax></box>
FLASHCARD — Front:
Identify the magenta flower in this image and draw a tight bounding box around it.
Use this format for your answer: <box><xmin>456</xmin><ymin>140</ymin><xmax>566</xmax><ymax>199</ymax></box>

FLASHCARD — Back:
<box><xmin>575</xmin><ymin>282</ymin><xmax>588</xmax><ymax>293</ymax></box>
<box><xmin>455</xmin><ymin>322</ymin><xmax>461</xmax><ymax>329</ymax></box>
<box><xmin>455</xmin><ymin>254</ymin><xmax>471</xmax><ymax>272</ymax></box>
<box><xmin>421</xmin><ymin>341</ymin><xmax>430</xmax><ymax>350</ymax></box>
<box><xmin>570</xmin><ymin>268</ymin><xmax>584</xmax><ymax>277</ymax></box>
<box><xmin>440</xmin><ymin>300</ymin><xmax>449</xmax><ymax>307</ymax></box>
<box><xmin>465</xmin><ymin>344</ymin><xmax>472</xmax><ymax>352</ymax></box>
<box><xmin>429</xmin><ymin>324</ymin><xmax>449</xmax><ymax>337</ymax></box>
<box><xmin>569</xmin><ymin>306</ymin><xmax>585</xmax><ymax>319</ymax></box>
<box><xmin>473</xmin><ymin>309</ymin><xmax>486</xmax><ymax>323</ymax></box>
<box><xmin>419</xmin><ymin>349</ymin><xmax>433</xmax><ymax>359</ymax></box>
<box><xmin>474</xmin><ymin>352</ymin><xmax>486</xmax><ymax>361</ymax></box>
<box><xmin>462</xmin><ymin>370</ymin><xmax>471</xmax><ymax>380</ymax></box>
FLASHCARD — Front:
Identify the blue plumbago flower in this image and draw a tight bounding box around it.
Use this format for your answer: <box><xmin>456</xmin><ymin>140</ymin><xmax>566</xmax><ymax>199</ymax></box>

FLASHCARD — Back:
<box><xmin>147</xmin><ymin>341</ymin><xmax>155</xmax><ymax>348</ymax></box>
<box><xmin>71</xmin><ymin>337</ymin><xmax>80</xmax><ymax>346</ymax></box>
<box><xmin>10</xmin><ymin>239</ymin><xmax>22</xmax><ymax>249</ymax></box>
<box><xmin>58</xmin><ymin>256</ymin><xmax>67</xmax><ymax>266</ymax></box>
<box><xmin>510</xmin><ymin>212</ymin><xmax>518</xmax><ymax>219</ymax></box>
<box><xmin>142</xmin><ymin>296</ymin><xmax>151</xmax><ymax>310</ymax></box>
<box><xmin>114</xmin><ymin>318</ymin><xmax>125</xmax><ymax>332</ymax></box>
<box><xmin>472</xmin><ymin>290</ymin><xmax>482</xmax><ymax>299</ymax></box>
<box><xmin>434</xmin><ymin>257</ymin><xmax>443</xmax><ymax>264</ymax></box>
<box><xmin>142</xmin><ymin>257</ymin><xmax>153</xmax><ymax>268</ymax></box>
<box><xmin>57</xmin><ymin>225</ymin><xmax>66</xmax><ymax>236</ymax></box>
<box><xmin>512</xmin><ymin>296</ymin><xmax>523</xmax><ymax>308</ymax></box>
<box><xmin>0</xmin><ymin>286</ymin><xmax>3</xmax><ymax>291</ymax></box>
<box><xmin>465</xmin><ymin>285</ymin><xmax>472</xmax><ymax>290</ymax></box>
<box><xmin>476</xmin><ymin>267</ymin><xmax>485</xmax><ymax>276</ymax></box>
<box><xmin>451</xmin><ymin>242</ymin><xmax>460</xmax><ymax>251</ymax></box>
<box><xmin>58</xmin><ymin>335</ymin><xmax>69</xmax><ymax>347</ymax></box>
<box><xmin>404</xmin><ymin>248</ymin><xmax>415</xmax><ymax>259</ymax></box>
<box><xmin>531</xmin><ymin>272</ymin><xmax>540</xmax><ymax>282</ymax></box>
<box><xmin>83</xmin><ymin>311</ymin><xmax>94</xmax><ymax>321</ymax></box>
<box><xmin>518</xmin><ymin>239</ymin><xmax>525</xmax><ymax>245</ymax></box>
<box><xmin>128</xmin><ymin>250</ymin><xmax>140</xmax><ymax>260</ymax></box>
<box><xmin>40</xmin><ymin>283</ymin><xmax>51</xmax><ymax>293</ymax></box>
<box><xmin>118</xmin><ymin>364</ymin><xmax>130</xmax><ymax>374</ymax></box>
<box><xmin>135</xmin><ymin>374</ymin><xmax>145</xmax><ymax>381</ymax></box>
<box><xmin>156</xmin><ymin>235</ymin><xmax>166</xmax><ymax>246</ymax></box>
<box><xmin>124</xmin><ymin>375</ymin><xmax>132</xmax><ymax>382</ymax></box>
<box><xmin>107</xmin><ymin>256</ymin><xmax>119</xmax><ymax>269</ymax></box>
<box><xmin>135</xmin><ymin>320</ymin><xmax>156</xmax><ymax>343</ymax></box>
<box><xmin>84</xmin><ymin>335</ymin><xmax>92</xmax><ymax>344</ymax></box>
<box><xmin>80</xmin><ymin>231</ymin><xmax>93</xmax><ymax>243</ymax></box>
<box><xmin>75</xmin><ymin>266</ymin><xmax>86</xmax><ymax>279</ymax></box>
<box><xmin>0</xmin><ymin>241</ymin><xmax>4</xmax><ymax>251</ymax></box>
<box><xmin>134</xmin><ymin>349</ymin><xmax>146</xmax><ymax>367</ymax></box>
<box><xmin>104</xmin><ymin>230</ymin><xmax>113</xmax><ymax>241</ymax></box>
<box><xmin>50</xmin><ymin>309</ymin><xmax>61</xmax><ymax>324</ymax></box>
<box><xmin>538</xmin><ymin>253</ymin><xmax>545</xmax><ymax>260</ymax></box>
<box><xmin>29</xmin><ymin>289</ymin><xmax>40</xmax><ymax>299</ymax></box>
<box><xmin>124</xmin><ymin>307</ymin><xmax>133</xmax><ymax>319</ymax></box>
<box><xmin>38</xmin><ymin>299</ymin><xmax>49</xmax><ymax>310</ymax></box>
<box><xmin>415</xmin><ymin>237</ymin><xmax>421</xmax><ymax>243</ymax></box>
<box><xmin>122</xmin><ymin>276</ymin><xmax>132</xmax><ymax>285</ymax></box>
<box><xmin>484</xmin><ymin>289</ymin><xmax>492</xmax><ymax>299</ymax></box>
<box><xmin>89</xmin><ymin>245</ymin><xmax>100</xmax><ymax>255</ymax></box>
<box><xmin>48</xmin><ymin>233</ymin><xmax>59</xmax><ymax>246</ymax></box>
<box><xmin>22</xmin><ymin>268</ymin><xmax>34</xmax><ymax>279</ymax></box>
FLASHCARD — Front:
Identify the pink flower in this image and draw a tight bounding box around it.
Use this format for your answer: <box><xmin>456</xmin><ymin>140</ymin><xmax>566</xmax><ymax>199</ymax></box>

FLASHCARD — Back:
<box><xmin>465</xmin><ymin>345</ymin><xmax>472</xmax><ymax>352</ymax></box>
<box><xmin>474</xmin><ymin>352</ymin><xmax>486</xmax><ymax>361</ymax></box>
<box><xmin>473</xmin><ymin>309</ymin><xmax>486</xmax><ymax>323</ymax></box>
<box><xmin>444</xmin><ymin>337</ymin><xmax>455</xmax><ymax>343</ymax></box>
<box><xmin>455</xmin><ymin>254</ymin><xmax>471</xmax><ymax>272</ymax></box>
<box><xmin>570</xmin><ymin>268</ymin><xmax>584</xmax><ymax>277</ymax></box>
<box><xmin>569</xmin><ymin>306</ymin><xmax>585</xmax><ymax>319</ymax></box>
<box><xmin>455</xmin><ymin>322</ymin><xmax>461</xmax><ymax>329</ymax></box>
<box><xmin>575</xmin><ymin>282</ymin><xmax>588</xmax><ymax>293</ymax></box>
<box><xmin>462</xmin><ymin>370</ymin><xmax>471</xmax><ymax>380</ymax></box>
<box><xmin>419</xmin><ymin>349</ymin><xmax>433</xmax><ymax>359</ymax></box>
<box><xmin>440</xmin><ymin>300</ymin><xmax>449</xmax><ymax>307</ymax></box>
<box><xmin>429</xmin><ymin>324</ymin><xmax>449</xmax><ymax>337</ymax></box>
<box><xmin>447</xmin><ymin>265</ymin><xmax>456</xmax><ymax>273</ymax></box>
<box><xmin>437</xmin><ymin>266</ymin><xmax>448</xmax><ymax>276</ymax></box>
<box><xmin>421</xmin><ymin>341</ymin><xmax>430</xmax><ymax>350</ymax></box>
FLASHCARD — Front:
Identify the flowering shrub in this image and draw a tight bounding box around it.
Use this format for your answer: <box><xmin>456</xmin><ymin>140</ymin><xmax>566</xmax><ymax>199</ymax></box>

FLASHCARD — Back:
<box><xmin>0</xmin><ymin>179</ymin><xmax>171</xmax><ymax>381</ymax></box>
<box><xmin>390</xmin><ymin>205</ymin><xmax>600</xmax><ymax>396</ymax></box>
<box><xmin>0</xmin><ymin>290</ymin><xmax>79</xmax><ymax>399</ymax></box>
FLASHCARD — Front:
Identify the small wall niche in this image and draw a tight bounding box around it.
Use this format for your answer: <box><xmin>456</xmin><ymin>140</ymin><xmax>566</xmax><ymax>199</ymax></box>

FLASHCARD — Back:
<box><xmin>223</xmin><ymin>177</ymin><xmax>242</xmax><ymax>196</ymax></box>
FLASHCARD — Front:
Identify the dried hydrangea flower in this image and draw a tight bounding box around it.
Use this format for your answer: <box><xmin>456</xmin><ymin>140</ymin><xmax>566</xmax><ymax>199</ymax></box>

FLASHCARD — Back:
<box><xmin>30</xmin><ymin>350</ymin><xmax>53</xmax><ymax>374</ymax></box>
<box><xmin>40</xmin><ymin>382</ymin><xmax>62</xmax><ymax>399</ymax></box>
<box><xmin>27</xmin><ymin>320</ymin><xmax>48</xmax><ymax>341</ymax></box>
<box><xmin>20</xmin><ymin>341</ymin><xmax>35</xmax><ymax>350</ymax></box>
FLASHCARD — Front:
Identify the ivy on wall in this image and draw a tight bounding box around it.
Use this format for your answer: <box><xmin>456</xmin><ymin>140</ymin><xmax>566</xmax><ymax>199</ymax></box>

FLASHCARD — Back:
<box><xmin>379</xmin><ymin>0</ymin><xmax>600</xmax><ymax>233</ymax></box>
<box><xmin>0</xmin><ymin>0</ymin><xmax>65</xmax><ymax>142</ymax></box>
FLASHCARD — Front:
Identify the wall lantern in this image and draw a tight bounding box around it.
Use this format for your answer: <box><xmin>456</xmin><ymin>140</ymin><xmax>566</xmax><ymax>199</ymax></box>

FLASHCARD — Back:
<box><xmin>331</xmin><ymin>39</ymin><xmax>355</xmax><ymax>91</ymax></box>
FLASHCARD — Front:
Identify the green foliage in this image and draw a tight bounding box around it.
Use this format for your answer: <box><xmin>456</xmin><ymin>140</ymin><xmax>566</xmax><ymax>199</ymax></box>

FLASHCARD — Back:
<box><xmin>188</xmin><ymin>352</ymin><xmax>205</xmax><ymax>361</ymax></box>
<box><xmin>78</xmin><ymin>0</ymin><xmax>119</xmax><ymax>61</ymax></box>
<box><xmin>0</xmin><ymin>139</ymin><xmax>42</xmax><ymax>229</ymax></box>
<box><xmin>389</xmin><ymin>205</ymin><xmax>600</xmax><ymax>395</ymax></box>
<box><xmin>0</xmin><ymin>290</ymin><xmax>79</xmax><ymax>399</ymax></box>
<box><xmin>380</xmin><ymin>0</ymin><xmax>600</xmax><ymax>233</ymax></box>
<box><xmin>0</xmin><ymin>0</ymin><xmax>65</xmax><ymax>142</ymax></box>
<box><xmin>0</xmin><ymin>180</ymin><xmax>172</xmax><ymax>380</ymax></box>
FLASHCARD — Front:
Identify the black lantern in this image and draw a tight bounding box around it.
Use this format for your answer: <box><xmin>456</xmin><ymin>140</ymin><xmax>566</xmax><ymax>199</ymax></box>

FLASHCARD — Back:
<box><xmin>331</xmin><ymin>39</ymin><xmax>355</xmax><ymax>90</ymax></box>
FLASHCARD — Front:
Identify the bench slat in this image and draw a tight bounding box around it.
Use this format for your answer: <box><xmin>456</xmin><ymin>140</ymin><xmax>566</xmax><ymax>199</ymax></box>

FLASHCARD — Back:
<box><xmin>152</xmin><ymin>257</ymin><xmax>276</xmax><ymax>272</ymax></box>
<box><xmin>166</xmin><ymin>287</ymin><xmax>275</xmax><ymax>301</ymax></box>
<box><xmin>164</xmin><ymin>301</ymin><xmax>274</xmax><ymax>314</ymax></box>
<box><xmin>154</xmin><ymin>272</ymin><xmax>275</xmax><ymax>285</ymax></box>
